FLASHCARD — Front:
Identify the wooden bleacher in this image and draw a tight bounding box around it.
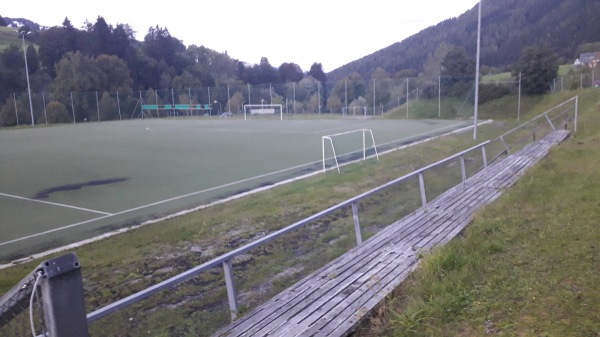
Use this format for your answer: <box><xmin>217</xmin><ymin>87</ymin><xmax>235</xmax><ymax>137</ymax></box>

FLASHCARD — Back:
<box><xmin>215</xmin><ymin>130</ymin><xmax>570</xmax><ymax>337</ymax></box>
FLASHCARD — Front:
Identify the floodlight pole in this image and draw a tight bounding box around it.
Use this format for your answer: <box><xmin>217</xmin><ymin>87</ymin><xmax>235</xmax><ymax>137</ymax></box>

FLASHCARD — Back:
<box><xmin>21</xmin><ymin>32</ymin><xmax>35</xmax><ymax>126</ymax></box>
<box><xmin>473</xmin><ymin>0</ymin><xmax>482</xmax><ymax>140</ymax></box>
<box><xmin>214</xmin><ymin>101</ymin><xmax>222</xmax><ymax>114</ymax></box>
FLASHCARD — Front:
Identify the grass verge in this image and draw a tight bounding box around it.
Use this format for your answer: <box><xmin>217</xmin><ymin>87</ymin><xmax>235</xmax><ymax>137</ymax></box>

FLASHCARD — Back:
<box><xmin>354</xmin><ymin>89</ymin><xmax>600</xmax><ymax>336</ymax></box>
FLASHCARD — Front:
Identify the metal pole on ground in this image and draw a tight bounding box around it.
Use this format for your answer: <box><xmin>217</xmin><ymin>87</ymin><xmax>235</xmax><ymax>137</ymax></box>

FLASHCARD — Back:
<box><xmin>406</xmin><ymin>78</ymin><xmax>409</xmax><ymax>119</ymax></box>
<box><xmin>71</xmin><ymin>92</ymin><xmax>75</xmax><ymax>123</ymax></box>
<box><xmin>21</xmin><ymin>32</ymin><xmax>34</xmax><ymax>126</ymax></box>
<box><xmin>155</xmin><ymin>90</ymin><xmax>159</xmax><ymax>118</ymax></box>
<box><xmin>439</xmin><ymin>76</ymin><xmax>441</xmax><ymax>118</ymax></box>
<box><xmin>227</xmin><ymin>86</ymin><xmax>231</xmax><ymax>113</ymax></box>
<box><xmin>518</xmin><ymin>72</ymin><xmax>522</xmax><ymax>122</ymax></box>
<box><xmin>13</xmin><ymin>93</ymin><xmax>19</xmax><ymax>126</ymax></box>
<box><xmin>373</xmin><ymin>79</ymin><xmax>376</xmax><ymax>115</ymax></box>
<box><xmin>345</xmin><ymin>79</ymin><xmax>348</xmax><ymax>115</ymax></box>
<box><xmin>96</xmin><ymin>91</ymin><xmax>100</xmax><ymax>121</ymax></box>
<box><xmin>42</xmin><ymin>91</ymin><xmax>48</xmax><ymax>124</ymax></box>
<box><xmin>117</xmin><ymin>91</ymin><xmax>122</xmax><ymax>120</ymax></box>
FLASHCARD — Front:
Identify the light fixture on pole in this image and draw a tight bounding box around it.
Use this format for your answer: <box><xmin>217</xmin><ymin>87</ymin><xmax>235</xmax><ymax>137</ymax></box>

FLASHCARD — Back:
<box><xmin>473</xmin><ymin>0</ymin><xmax>482</xmax><ymax>140</ymax></box>
<box><xmin>214</xmin><ymin>100</ymin><xmax>222</xmax><ymax>114</ymax></box>
<box><xmin>20</xmin><ymin>31</ymin><xmax>35</xmax><ymax>126</ymax></box>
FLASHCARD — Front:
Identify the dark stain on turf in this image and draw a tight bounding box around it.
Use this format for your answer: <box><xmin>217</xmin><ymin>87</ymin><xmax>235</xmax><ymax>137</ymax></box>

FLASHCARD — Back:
<box><xmin>34</xmin><ymin>177</ymin><xmax>129</xmax><ymax>199</ymax></box>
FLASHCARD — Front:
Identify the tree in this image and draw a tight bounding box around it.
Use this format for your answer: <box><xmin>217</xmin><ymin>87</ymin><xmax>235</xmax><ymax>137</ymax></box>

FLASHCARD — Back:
<box><xmin>296</xmin><ymin>76</ymin><xmax>319</xmax><ymax>102</ymax></box>
<box><xmin>94</xmin><ymin>54</ymin><xmax>134</xmax><ymax>93</ymax></box>
<box><xmin>227</xmin><ymin>91</ymin><xmax>245</xmax><ymax>114</ymax></box>
<box><xmin>332</xmin><ymin>72</ymin><xmax>366</xmax><ymax>106</ymax></box>
<box><xmin>98</xmin><ymin>92</ymin><xmax>119</xmax><ymax>120</ymax></box>
<box><xmin>0</xmin><ymin>15</ymin><xmax>7</xmax><ymax>27</ymax></box>
<box><xmin>367</xmin><ymin>67</ymin><xmax>392</xmax><ymax>108</ymax></box>
<box><xmin>422</xmin><ymin>43</ymin><xmax>453</xmax><ymax>78</ymax></box>
<box><xmin>326</xmin><ymin>95</ymin><xmax>343</xmax><ymax>113</ymax></box>
<box><xmin>143</xmin><ymin>26</ymin><xmax>187</xmax><ymax>73</ymax></box>
<box><xmin>308</xmin><ymin>63</ymin><xmax>326</xmax><ymax>83</ymax></box>
<box><xmin>257</xmin><ymin>57</ymin><xmax>278</xmax><ymax>84</ymax></box>
<box><xmin>53</xmin><ymin>52</ymin><xmax>100</xmax><ymax>121</ymax></box>
<box><xmin>308</xmin><ymin>63</ymin><xmax>327</xmax><ymax>106</ymax></box>
<box><xmin>278</xmin><ymin>62</ymin><xmax>304</xmax><ymax>83</ymax></box>
<box><xmin>441</xmin><ymin>46</ymin><xmax>475</xmax><ymax>97</ymax></box>
<box><xmin>90</xmin><ymin>16</ymin><xmax>114</xmax><ymax>57</ymax></box>
<box><xmin>513</xmin><ymin>44</ymin><xmax>558</xmax><ymax>95</ymax></box>
<box><xmin>45</xmin><ymin>101</ymin><xmax>72</xmax><ymax>123</ymax></box>
<box><xmin>38</xmin><ymin>26</ymin><xmax>74</xmax><ymax>75</ymax></box>
<box><xmin>0</xmin><ymin>45</ymin><xmax>26</xmax><ymax>98</ymax></box>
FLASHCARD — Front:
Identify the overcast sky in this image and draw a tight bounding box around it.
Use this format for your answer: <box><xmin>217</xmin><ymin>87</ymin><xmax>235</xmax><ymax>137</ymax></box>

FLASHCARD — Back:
<box><xmin>4</xmin><ymin>0</ymin><xmax>479</xmax><ymax>72</ymax></box>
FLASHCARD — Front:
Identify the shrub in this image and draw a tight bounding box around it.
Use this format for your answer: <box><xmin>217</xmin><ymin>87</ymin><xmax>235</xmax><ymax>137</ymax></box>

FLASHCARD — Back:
<box><xmin>45</xmin><ymin>101</ymin><xmax>72</xmax><ymax>124</ymax></box>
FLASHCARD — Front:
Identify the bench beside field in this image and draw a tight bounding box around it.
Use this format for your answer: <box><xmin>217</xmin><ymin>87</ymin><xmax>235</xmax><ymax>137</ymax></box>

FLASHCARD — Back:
<box><xmin>215</xmin><ymin>130</ymin><xmax>570</xmax><ymax>337</ymax></box>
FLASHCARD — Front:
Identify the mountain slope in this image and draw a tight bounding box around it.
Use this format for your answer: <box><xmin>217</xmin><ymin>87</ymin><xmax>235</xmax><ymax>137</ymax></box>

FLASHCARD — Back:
<box><xmin>328</xmin><ymin>0</ymin><xmax>600</xmax><ymax>82</ymax></box>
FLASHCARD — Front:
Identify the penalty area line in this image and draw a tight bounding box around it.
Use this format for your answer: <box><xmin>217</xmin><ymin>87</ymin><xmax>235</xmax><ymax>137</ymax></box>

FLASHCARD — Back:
<box><xmin>0</xmin><ymin>192</ymin><xmax>114</xmax><ymax>216</ymax></box>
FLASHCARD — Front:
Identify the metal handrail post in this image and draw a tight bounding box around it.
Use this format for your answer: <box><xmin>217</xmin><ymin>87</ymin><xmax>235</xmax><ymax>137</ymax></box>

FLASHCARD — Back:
<box><xmin>482</xmin><ymin>145</ymin><xmax>488</xmax><ymax>168</ymax></box>
<box><xmin>352</xmin><ymin>202</ymin><xmax>363</xmax><ymax>245</ymax></box>
<box><xmin>574</xmin><ymin>96</ymin><xmax>579</xmax><ymax>132</ymax></box>
<box><xmin>418</xmin><ymin>173</ymin><xmax>427</xmax><ymax>207</ymax></box>
<box><xmin>223</xmin><ymin>259</ymin><xmax>238</xmax><ymax>321</ymax></box>
<box><xmin>544</xmin><ymin>113</ymin><xmax>556</xmax><ymax>130</ymax></box>
<box><xmin>460</xmin><ymin>155</ymin><xmax>467</xmax><ymax>184</ymax></box>
<box><xmin>500</xmin><ymin>136</ymin><xmax>510</xmax><ymax>155</ymax></box>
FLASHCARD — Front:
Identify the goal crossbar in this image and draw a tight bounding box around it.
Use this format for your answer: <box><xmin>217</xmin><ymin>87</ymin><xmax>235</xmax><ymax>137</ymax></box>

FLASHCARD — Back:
<box><xmin>243</xmin><ymin>104</ymin><xmax>283</xmax><ymax>121</ymax></box>
<box><xmin>322</xmin><ymin>129</ymin><xmax>379</xmax><ymax>173</ymax></box>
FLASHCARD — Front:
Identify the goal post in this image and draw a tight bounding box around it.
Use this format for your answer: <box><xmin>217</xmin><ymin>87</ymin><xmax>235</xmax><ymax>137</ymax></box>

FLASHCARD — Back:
<box><xmin>322</xmin><ymin>129</ymin><xmax>379</xmax><ymax>173</ymax></box>
<box><xmin>243</xmin><ymin>104</ymin><xmax>283</xmax><ymax>121</ymax></box>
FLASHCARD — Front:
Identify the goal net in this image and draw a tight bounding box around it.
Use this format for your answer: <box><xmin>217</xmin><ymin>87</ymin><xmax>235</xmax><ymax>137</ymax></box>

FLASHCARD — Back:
<box><xmin>243</xmin><ymin>104</ymin><xmax>283</xmax><ymax>121</ymax></box>
<box><xmin>322</xmin><ymin>129</ymin><xmax>379</xmax><ymax>173</ymax></box>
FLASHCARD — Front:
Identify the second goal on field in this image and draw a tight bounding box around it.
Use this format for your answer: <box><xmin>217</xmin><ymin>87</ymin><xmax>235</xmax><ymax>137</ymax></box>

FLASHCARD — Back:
<box><xmin>243</xmin><ymin>104</ymin><xmax>283</xmax><ymax>121</ymax></box>
<box><xmin>322</xmin><ymin>129</ymin><xmax>379</xmax><ymax>173</ymax></box>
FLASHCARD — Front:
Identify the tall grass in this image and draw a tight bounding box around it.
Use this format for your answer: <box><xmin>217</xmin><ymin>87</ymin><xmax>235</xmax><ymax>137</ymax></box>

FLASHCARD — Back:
<box><xmin>354</xmin><ymin>89</ymin><xmax>600</xmax><ymax>336</ymax></box>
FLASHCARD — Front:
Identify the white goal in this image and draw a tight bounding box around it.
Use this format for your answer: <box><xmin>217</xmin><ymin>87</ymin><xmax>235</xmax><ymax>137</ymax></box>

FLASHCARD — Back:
<box><xmin>243</xmin><ymin>104</ymin><xmax>283</xmax><ymax>121</ymax></box>
<box><xmin>322</xmin><ymin>129</ymin><xmax>379</xmax><ymax>173</ymax></box>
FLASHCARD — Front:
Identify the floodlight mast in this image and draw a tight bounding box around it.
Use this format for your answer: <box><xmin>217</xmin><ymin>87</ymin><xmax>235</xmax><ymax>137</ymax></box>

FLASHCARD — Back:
<box><xmin>473</xmin><ymin>0</ymin><xmax>482</xmax><ymax>140</ymax></box>
<box><xmin>21</xmin><ymin>31</ymin><xmax>35</xmax><ymax>126</ymax></box>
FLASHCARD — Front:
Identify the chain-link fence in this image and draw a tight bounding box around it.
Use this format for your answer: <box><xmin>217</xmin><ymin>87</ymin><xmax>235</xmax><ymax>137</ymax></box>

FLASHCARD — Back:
<box><xmin>2</xmin><ymin>73</ymin><xmax>575</xmax><ymax>127</ymax></box>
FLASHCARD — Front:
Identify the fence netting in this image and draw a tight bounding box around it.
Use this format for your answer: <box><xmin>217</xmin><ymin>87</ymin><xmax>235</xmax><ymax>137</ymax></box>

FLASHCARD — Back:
<box><xmin>0</xmin><ymin>270</ymin><xmax>47</xmax><ymax>337</ymax></box>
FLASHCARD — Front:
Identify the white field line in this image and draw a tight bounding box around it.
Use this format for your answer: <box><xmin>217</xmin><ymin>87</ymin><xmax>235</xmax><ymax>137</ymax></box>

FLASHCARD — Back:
<box><xmin>0</xmin><ymin>120</ymin><xmax>490</xmax><ymax>269</ymax></box>
<box><xmin>0</xmin><ymin>192</ymin><xmax>114</xmax><ymax>216</ymax></box>
<box><xmin>0</xmin><ymin>215</ymin><xmax>113</xmax><ymax>248</ymax></box>
<box><xmin>0</xmin><ymin>161</ymin><xmax>323</xmax><ymax>249</ymax></box>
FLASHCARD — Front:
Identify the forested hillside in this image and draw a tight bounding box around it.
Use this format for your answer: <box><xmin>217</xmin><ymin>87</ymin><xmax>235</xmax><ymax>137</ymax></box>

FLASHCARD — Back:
<box><xmin>1</xmin><ymin>0</ymin><xmax>599</xmax><ymax>126</ymax></box>
<box><xmin>328</xmin><ymin>0</ymin><xmax>600</xmax><ymax>82</ymax></box>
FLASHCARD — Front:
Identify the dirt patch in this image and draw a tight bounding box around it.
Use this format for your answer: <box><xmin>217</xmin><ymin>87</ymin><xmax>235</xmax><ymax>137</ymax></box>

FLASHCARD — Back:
<box><xmin>34</xmin><ymin>177</ymin><xmax>129</xmax><ymax>199</ymax></box>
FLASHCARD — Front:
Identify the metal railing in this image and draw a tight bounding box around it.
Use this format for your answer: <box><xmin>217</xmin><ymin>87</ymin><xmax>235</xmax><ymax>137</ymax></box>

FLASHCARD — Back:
<box><xmin>86</xmin><ymin>97</ymin><xmax>578</xmax><ymax>325</ymax></box>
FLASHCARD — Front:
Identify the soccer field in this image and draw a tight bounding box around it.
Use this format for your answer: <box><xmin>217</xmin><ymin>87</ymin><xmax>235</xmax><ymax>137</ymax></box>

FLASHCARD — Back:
<box><xmin>0</xmin><ymin>118</ymin><xmax>469</xmax><ymax>261</ymax></box>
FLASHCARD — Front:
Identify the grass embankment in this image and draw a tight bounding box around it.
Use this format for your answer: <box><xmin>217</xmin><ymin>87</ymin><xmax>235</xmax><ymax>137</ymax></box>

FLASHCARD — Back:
<box><xmin>0</xmin><ymin>26</ymin><xmax>22</xmax><ymax>50</ymax></box>
<box><xmin>355</xmin><ymin>89</ymin><xmax>600</xmax><ymax>336</ymax></box>
<box><xmin>0</xmin><ymin>91</ymin><xmax>583</xmax><ymax>336</ymax></box>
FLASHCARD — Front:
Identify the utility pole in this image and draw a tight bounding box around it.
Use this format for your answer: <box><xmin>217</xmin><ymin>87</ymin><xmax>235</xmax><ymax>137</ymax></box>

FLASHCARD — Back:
<box><xmin>473</xmin><ymin>0</ymin><xmax>482</xmax><ymax>140</ymax></box>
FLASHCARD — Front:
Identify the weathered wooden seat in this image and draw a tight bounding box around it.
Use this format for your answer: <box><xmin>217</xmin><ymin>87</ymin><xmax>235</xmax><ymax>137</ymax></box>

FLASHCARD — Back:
<box><xmin>215</xmin><ymin>129</ymin><xmax>569</xmax><ymax>337</ymax></box>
